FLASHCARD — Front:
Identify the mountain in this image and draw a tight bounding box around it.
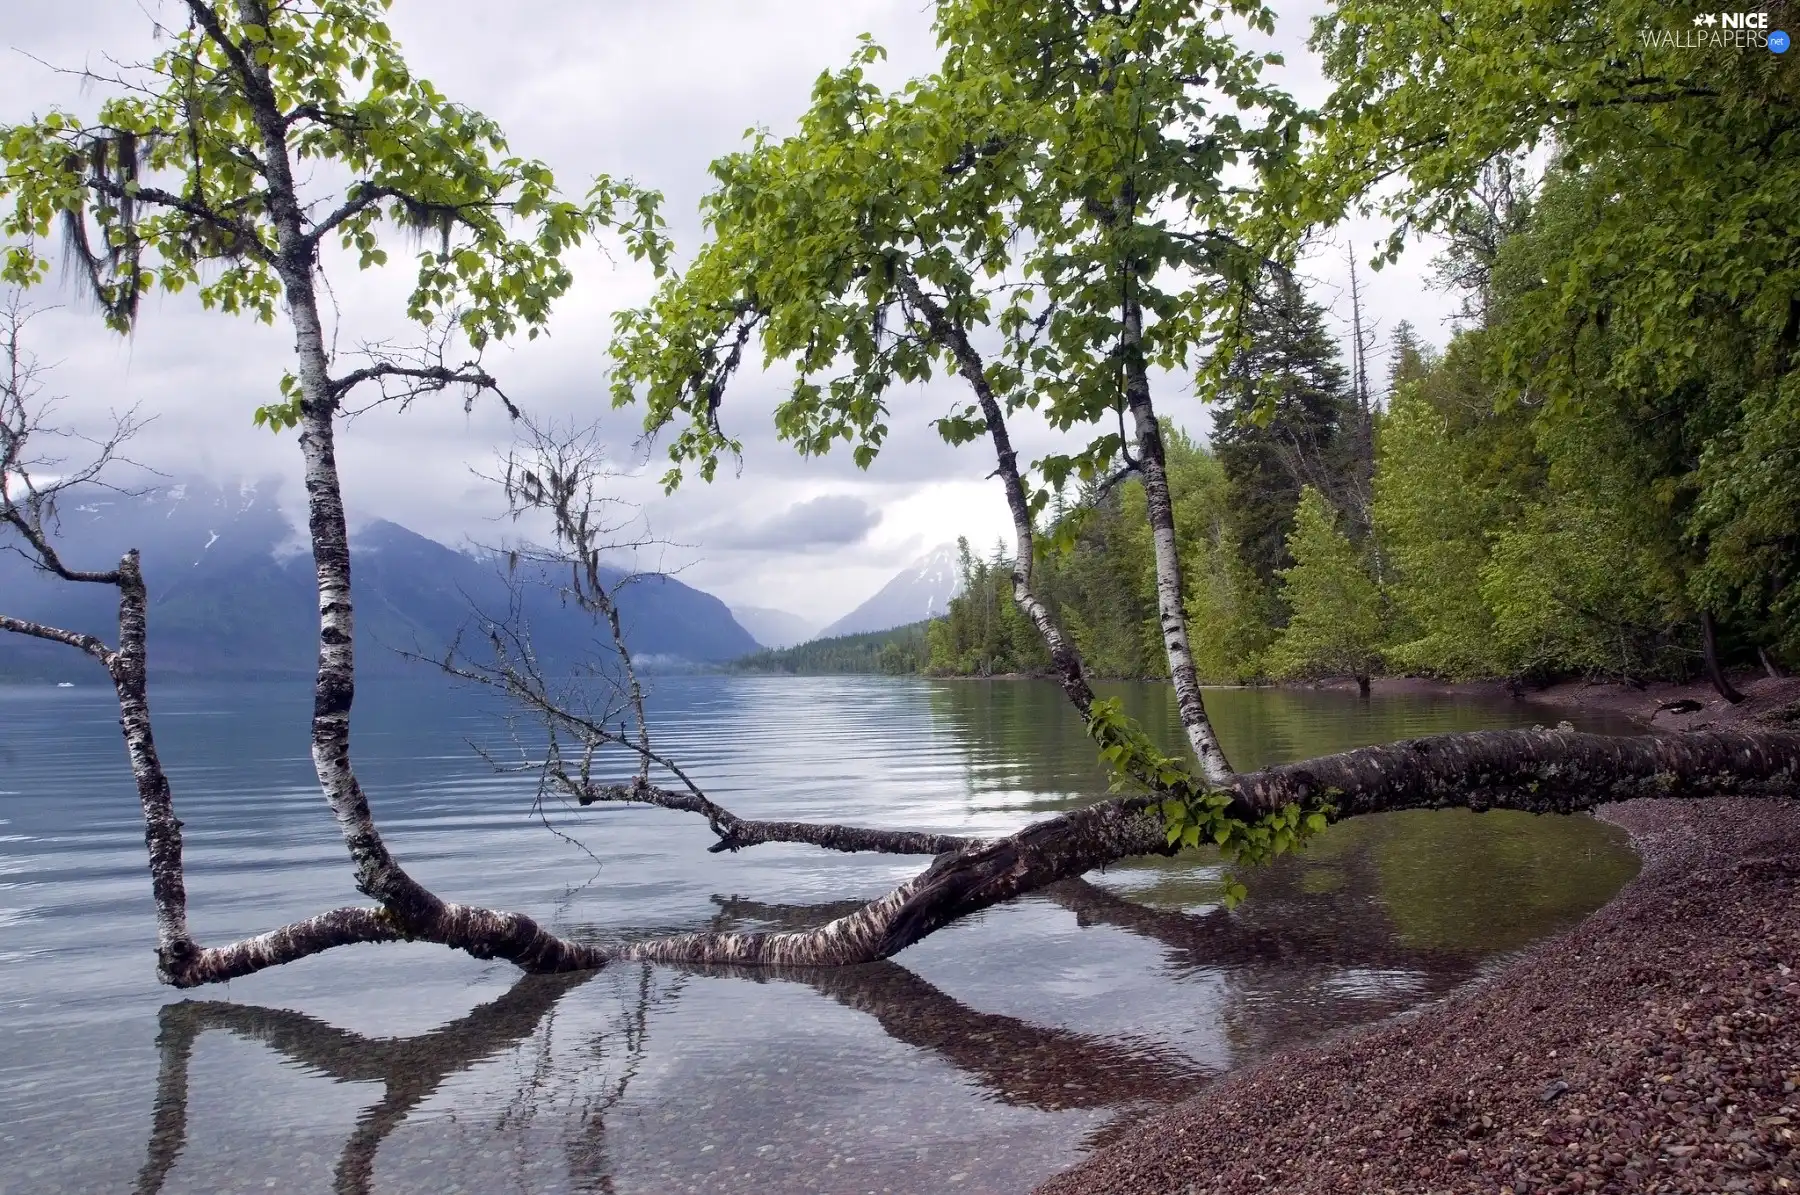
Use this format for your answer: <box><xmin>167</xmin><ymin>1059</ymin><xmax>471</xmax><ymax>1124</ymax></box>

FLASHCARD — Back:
<box><xmin>730</xmin><ymin>605</ymin><xmax>816</xmax><ymax>650</ymax></box>
<box><xmin>817</xmin><ymin>543</ymin><xmax>963</xmax><ymax>639</ymax></box>
<box><xmin>0</xmin><ymin>480</ymin><xmax>759</xmax><ymax>680</ymax></box>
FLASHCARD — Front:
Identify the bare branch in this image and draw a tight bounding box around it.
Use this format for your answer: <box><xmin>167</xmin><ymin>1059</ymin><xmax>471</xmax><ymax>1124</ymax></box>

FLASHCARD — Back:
<box><xmin>331</xmin><ymin>323</ymin><xmax>516</xmax><ymax>417</ymax></box>
<box><xmin>0</xmin><ymin>292</ymin><xmax>154</xmax><ymax>585</ymax></box>
<box><xmin>0</xmin><ymin>612</ymin><xmax>114</xmax><ymax>664</ymax></box>
<box><xmin>571</xmin><ymin>777</ymin><xmax>974</xmax><ymax>856</ymax></box>
<box><xmin>427</xmin><ymin>605</ymin><xmax>968</xmax><ymax>857</ymax></box>
<box><xmin>494</xmin><ymin>417</ymin><xmax>655</xmax><ymax>781</ymax></box>
<box><xmin>331</xmin><ymin>361</ymin><xmax>515</xmax><ymax>415</ymax></box>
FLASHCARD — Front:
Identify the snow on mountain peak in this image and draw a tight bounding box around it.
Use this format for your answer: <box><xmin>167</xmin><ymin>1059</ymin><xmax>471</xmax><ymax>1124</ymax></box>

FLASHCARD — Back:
<box><xmin>816</xmin><ymin>541</ymin><xmax>966</xmax><ymax>639</ymax></box>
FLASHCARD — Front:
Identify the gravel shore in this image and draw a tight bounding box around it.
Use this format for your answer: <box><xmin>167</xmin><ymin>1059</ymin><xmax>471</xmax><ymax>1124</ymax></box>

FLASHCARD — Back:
<box><xmin>1039</xmin><ymin>793</ymin><xmax>1800</xmax><ymax>1194</ymax></box>
<box><xmin>1317</xmin><ymin>674</ymin><xmax>1800</xmax><ymax>735</ymax></box>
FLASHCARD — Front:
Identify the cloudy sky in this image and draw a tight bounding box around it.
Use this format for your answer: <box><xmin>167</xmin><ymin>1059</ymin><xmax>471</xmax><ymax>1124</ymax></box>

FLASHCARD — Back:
<box><xmin>2</xmin><ymin>1</ymin><xmax>1460</xmax><ymax>628</ymax></box>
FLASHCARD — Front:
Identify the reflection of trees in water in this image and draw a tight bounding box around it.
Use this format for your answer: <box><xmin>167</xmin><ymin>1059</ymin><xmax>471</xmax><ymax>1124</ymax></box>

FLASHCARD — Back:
<box><xmin>923</xmin><ymin>679</ymin><xmax>1638</xmax><ymax>1062</ymax></box>
<box><xmin>130</xmin><ymin>832</ymin><xmax>1631</xmax><ymax>1193</ymax></box>
<box><xmin>1045</xmin><ymin>875</ymin><xmax>1477</xmax><ymax>1067</ymax></box>
<box><xmin>129</xmin><ymin>896</ymin><xmax>1221</xmax><ymax>1192</ymax></box>
<box><xmin>704</xmin><ymin>896</ymin><xmax>1214</xmax><ymax>1113</ymax></box>
<box><xmin>1045</xmin><ymin>805</ymin><xmax>1634</xmax><ymax>1067</ymax></box>
<box><xmin>923</xmin><ymin>678</ymin><xmax>1117</xmax><ymax>810</ymax></box>
<box><xmin>135</xmin><ymin>970</ymin><xmax>611</xmax><ymax>1195</ymax></box>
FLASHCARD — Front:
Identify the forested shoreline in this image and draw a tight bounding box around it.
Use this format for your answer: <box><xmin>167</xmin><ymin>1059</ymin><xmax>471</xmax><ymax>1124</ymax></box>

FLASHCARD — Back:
<box><xmin>750</xmin><ymin>174</ymin><xmax>1795</xmax><ymax>697</ymax></box>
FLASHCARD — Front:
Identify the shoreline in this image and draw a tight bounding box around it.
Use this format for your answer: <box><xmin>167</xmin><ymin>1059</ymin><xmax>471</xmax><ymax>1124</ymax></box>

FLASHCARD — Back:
<box><xmin>1306</xmin><ymin>672</ymin><xmax>1800</xmax><ymax>734</ymax></box>
<box><xmin>924</xmin><ymin>669</ymin><xmax>1800</xmax><ymax>735</ymax></box>
<box><xmin>1039</xmin><ymin>691</ymin><xmax>1800</xmax><ymax>1195</ymax></box>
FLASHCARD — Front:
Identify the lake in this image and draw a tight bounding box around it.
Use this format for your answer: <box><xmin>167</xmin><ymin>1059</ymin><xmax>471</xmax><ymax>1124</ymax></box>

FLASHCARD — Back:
<box><xmin>0</xmin><ymin>675</ymin><xmax>1643</xmax><ymax>1194</ymax></box>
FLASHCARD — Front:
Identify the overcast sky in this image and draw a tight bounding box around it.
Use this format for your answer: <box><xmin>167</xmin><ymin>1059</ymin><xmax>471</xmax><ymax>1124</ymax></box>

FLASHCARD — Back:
<box><xmin>2</xmin><ymin>1</ymin><xmax>1459</xmax><ymax>627</ymax></box>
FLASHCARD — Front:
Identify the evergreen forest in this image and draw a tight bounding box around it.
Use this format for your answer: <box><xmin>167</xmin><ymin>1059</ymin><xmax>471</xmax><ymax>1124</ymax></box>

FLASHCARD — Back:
<box><xmin>912</xmin><ymin>169</ymin><xmax>1796</xmax><ymax>692</ymax></box>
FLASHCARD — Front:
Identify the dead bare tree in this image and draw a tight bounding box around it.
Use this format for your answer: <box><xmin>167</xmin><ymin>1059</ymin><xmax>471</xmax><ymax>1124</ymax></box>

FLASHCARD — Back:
<box><xmin>1343</xmin><ymin>242</ymin><xmax>1379</xmax><ymax>551</ymax></box>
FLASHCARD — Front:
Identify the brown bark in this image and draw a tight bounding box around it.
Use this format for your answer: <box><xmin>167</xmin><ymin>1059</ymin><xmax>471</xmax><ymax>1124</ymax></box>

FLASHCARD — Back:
<box><xmin>1231</xmin><ymin>726</ymin><xmax>1800</xmax><ymax>817</ymax></box>
<box><xmin>618</xmin><ymin>792</ymin><xmax>1172</xmax><ymax>967</ymax></box>
<box><xmin>1701</xmin><ymin>610</ymin><xmax>1746</xmax><ymax>703</ymax></box>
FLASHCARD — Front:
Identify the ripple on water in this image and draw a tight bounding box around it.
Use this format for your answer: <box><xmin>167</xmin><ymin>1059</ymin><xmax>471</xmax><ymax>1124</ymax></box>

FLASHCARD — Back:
<box><xmin>0</xmin><ymin>674</ymin><xmax>1640</xmax><ymax>1193</ymax></box>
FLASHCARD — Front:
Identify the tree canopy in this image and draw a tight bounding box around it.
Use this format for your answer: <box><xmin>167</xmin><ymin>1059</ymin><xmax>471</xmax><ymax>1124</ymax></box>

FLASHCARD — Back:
<box><xmin>1302</xmin><ymin>0</ymin><xmax>1800</xmax><ymax>670</ymax></box>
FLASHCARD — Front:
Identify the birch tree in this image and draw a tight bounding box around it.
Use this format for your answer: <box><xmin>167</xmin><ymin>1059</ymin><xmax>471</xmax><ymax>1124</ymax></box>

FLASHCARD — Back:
<box><xmin>0</xmin><ymin>0</ymin><xmax>672</xmax><ymax>982</ymax></box>
<box><xmin>1</xmin><ymin>1</ymin><xmax>1798</xmax><ymax>993</ymax></box>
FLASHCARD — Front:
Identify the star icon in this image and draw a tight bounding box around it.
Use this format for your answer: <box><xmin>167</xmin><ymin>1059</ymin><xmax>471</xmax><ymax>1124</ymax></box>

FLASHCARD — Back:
<box><xmin>1693</xmin><ymin>12</ymin><xmax>1706</xmax><ymax>23</ymax></box>
<box><xmin>1702</xmin><ymin>12</ymin><xmax>1719</xmax><ymax>24</ymax></box>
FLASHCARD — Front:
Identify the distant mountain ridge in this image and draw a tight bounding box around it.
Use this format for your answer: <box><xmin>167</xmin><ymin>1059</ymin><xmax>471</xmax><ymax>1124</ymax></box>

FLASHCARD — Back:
<box><xmin>730</xmin><ymin>604</ymin><xmax>816</xmax><ymax>650</ymax></box>
<box><xmin>0</xmin><ymin>480</ymin><xmax>759</xmax><ymax>681</ymax></box>
<box><xmin>817</xmin><ymin>544</ymin><xmax>963</xmax><ymax>639</ymax></box>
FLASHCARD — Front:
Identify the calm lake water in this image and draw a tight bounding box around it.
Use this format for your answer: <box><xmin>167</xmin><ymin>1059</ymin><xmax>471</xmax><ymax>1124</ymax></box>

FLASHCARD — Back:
<box><xmin>0</xmin><ymin>675</ymin><xmax>1643</xmax><ymax>1195</ymax></box>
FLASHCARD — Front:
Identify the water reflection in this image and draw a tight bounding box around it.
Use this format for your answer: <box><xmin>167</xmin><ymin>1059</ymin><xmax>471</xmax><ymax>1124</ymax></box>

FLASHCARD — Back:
<box><xmin>132</xmin><ymin>904</ymin><xmax>1223</xmax><ymax>1194</ymax></box>
<box><xmin>922</xmin><ymin>678</ymin><xmax>1645</xmax><ymax>812</ymax></box>
<box><xmin>126</xmin><ymin>801</ymin><xmax>1638</xmax><ymax>1195</ymax></box>
<box><xmin>0</xmin><ymin>677</ymin><xmax>1644</xmax><ymax>1194</ymax></box>
<box><xmin>702</xmin><ymin>896</ymin><xmax>1214</xmax><ymax>1112</ymax></box>
<box><xmin>138</xmin><ymin>972</ymin><xmax>602</xmax><ymax>1195</ymax></box>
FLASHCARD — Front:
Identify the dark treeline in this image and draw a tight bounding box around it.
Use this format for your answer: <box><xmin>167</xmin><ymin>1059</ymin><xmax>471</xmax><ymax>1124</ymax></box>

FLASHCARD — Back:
<box><xmin>732</xmin><ymin>622</ymin><xmax>930</xmax><ymax>676</ymax></box>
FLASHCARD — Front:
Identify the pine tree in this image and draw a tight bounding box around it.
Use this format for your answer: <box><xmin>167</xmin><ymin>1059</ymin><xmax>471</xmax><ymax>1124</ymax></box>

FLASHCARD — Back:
<box><xmin>1386</xmin><ymin>320</ymin><xmax>1430</xmax><ymax>397</ymax></box>
<box><xmin>1266</xmin><ymin>487</ymin><xmax>1385</xmax><ymax>695</ymax></box>
<box><xmin>1210</xmin><ymin>276</ymin><xmax>1354</xmax><ymax>599</ymax></box>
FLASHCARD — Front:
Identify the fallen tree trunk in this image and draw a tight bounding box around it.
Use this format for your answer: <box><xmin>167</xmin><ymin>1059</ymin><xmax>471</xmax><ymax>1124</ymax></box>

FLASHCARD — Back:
<box><xmin>609</xmin><ymin>726</ymin><xmax>1800</xmax><ymax>968</ymax></box>
<box><xmin>10</xmin><ymin>451</ymin><xmax>1800</xmax><ymax>985</ymax></box>
<box><xmin>9</xmin><ymin>542</ymin><xmax>1800</xmax><ymax>982</ymax></box>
